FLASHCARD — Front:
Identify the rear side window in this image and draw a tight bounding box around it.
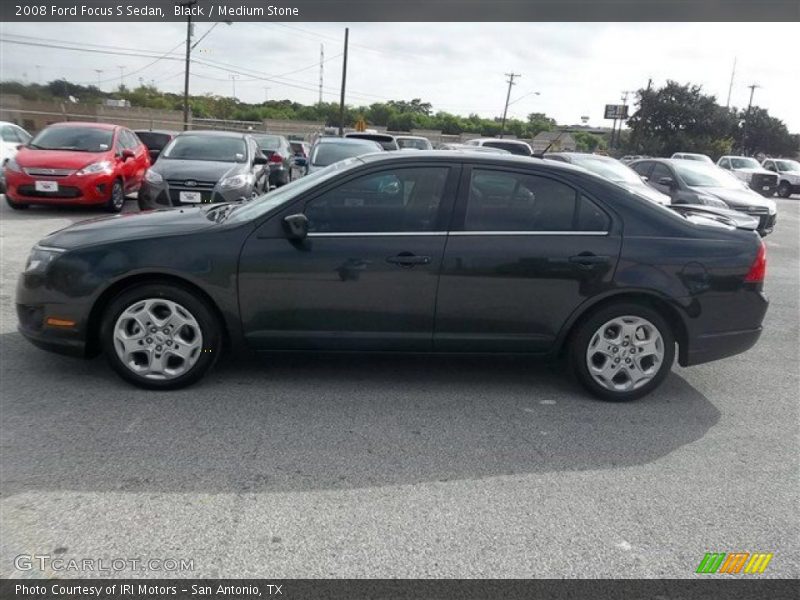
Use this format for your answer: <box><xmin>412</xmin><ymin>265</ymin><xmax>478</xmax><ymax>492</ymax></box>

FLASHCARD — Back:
<box><xmin>465</xmin><ymin>169</ymin><xmax>608</xmax><ymax>232</ymax></box>
<box><xmin>631</xmin><ymin>161</ymin><xmax>652</xmax><ymax>177</ymax></box>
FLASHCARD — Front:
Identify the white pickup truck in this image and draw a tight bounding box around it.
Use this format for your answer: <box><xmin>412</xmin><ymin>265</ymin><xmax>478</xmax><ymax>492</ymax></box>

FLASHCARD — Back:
<box><xmin>762</xmin><ymin>157</ymin><xmax>800</xmax><ymax>198</ymax></box>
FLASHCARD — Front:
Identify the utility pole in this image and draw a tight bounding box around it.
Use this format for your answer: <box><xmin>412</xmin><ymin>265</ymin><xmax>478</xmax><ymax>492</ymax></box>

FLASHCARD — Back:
<box><xmin>180</xmin><ymin>0</ymin><xmax>198</xmax><ymax>131</ymax></box>
<box><xmin>94</xmin><ymin>69</ymin><xmax>103</xmax><ymax>88</ymax></box>
<box><xmin>725</xmin><ymin>57</ymin><xmax>737</xmax><ymax>108</ymax></box>
<box><xmin>613</xmin><ymin>90</ymin><xmax>633</xmax><ymax>149</ymax></box>
<box><xmin>742</xmin><ymin>83</ymin><xmax>760</xmax><ymax>156</ymax></box>
<box><xmin>229</xmin><ymin>73</ymin><xmax>239</xmax><ymax>100</ymax></box>
<box><xmin>499</xmin><ymin>72</ymin><xmax>520</xmax><ymax>138</ymax></box>
<box><xmin>338</xmin><ymin>28</ymin><xmax>349</xmax><ymax>136</ymax></box>
<box><xmin>317</xmin><ymin>43</ymin><xmax>325</xmax><ymax>105</ymax></box>
<box><xmin>117</xmin><ymin>65</ymin><xmax>125</xmax><ymax>88</ymax></box>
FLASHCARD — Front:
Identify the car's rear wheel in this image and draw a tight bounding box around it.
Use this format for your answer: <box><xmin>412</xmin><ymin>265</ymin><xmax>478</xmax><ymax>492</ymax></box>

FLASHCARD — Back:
<box><xmin>777</xmin><ymin>181</ymin><xmax>792</xmax><ymax>198</ymax></box>
<box><xmin>106</xmin><ymin>179</ymin><xmax>125</xmax><ymax>213</ymax></box>
<box><xmin>570</xmin><ymin>303</ymin><xmax>675</xmax><ymax>402</ymax></box>
<box><xmin>100</xmin><ymin>283</ymin><xmax>222</xmax><ymax>390</ymax></box>
<box><xmin>5</xmin><ymin>197</ymin><xmax>29</xmax><ymax>210</ymax></box>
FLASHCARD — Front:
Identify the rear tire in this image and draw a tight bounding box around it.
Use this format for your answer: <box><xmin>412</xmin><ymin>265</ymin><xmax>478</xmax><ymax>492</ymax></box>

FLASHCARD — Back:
<box><xmin>100</xmin><ymin>283</ymin><xmax>222</xmax><ymax>390</ymax></box>
<box><xmin>570</xmin><ymin>302</ymin><xmax>675</xmax><ymax>402</ymax></box>
<box><xmin>777</xmin><ymin>181</ymin><xmax>792</xmax><ymax>198</ymax></box>
<box><xmin>5</xmin><ymin>197</ymin><xmax>29</xmax><ymax>210</ymax></box>
<box><xmin>106</xmin><ymin>179</ymin><xmax>125</xmax><ymax>213</ymax></box>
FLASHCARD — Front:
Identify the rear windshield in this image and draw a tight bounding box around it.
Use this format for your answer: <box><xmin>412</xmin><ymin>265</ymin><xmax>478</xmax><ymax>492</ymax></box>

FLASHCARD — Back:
<box><xmin>346</xmin><ymin>134</ymin><xmax>397</xmax><ymax>150</ymax></box>
<box><xmin>311</xmin><ymin>142</ymin><xmax>380</xmax><ymax>166</ymax></box>
<box><xmin>254</xmin><ymin>135</ymin><xmax>283</xmax><ymax>151</ymax></box>
<box><xmin>135</xmin><ymin>132</ymin><xmax>172</xmax><ymax>151</ymax></box>
<box><xmin>162</xmin><ymin>135</ymin><xmax>247</xmax><ymax>162</ymax></box>
<box><xmin>30</xmin><ymin>126</ymin><xmax>113</xmax><ymax>152</ymax></box>
<box><xmin>397</xmin><ymin>138</ymin><xmax>432</xmax><ymax>150</ymax></box>
<box><xmin>482</xmin><ymin>141</ymin><xmax>532</xmax><ymax>156</ymax></box>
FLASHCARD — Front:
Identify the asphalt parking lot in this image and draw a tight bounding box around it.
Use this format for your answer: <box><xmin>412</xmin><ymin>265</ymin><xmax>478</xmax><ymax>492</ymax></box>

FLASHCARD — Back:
<box><xmin>0</xmin><ymin>194</ymin><xmax>798</xmax><ymax>578</ymax></box>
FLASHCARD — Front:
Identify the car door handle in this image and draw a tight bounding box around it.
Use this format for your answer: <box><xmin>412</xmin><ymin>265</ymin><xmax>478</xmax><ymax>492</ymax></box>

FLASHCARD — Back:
<box><xmin>386</xmin><ymin>253</ymin><xmax>431</xmax><ymax>267</ymax></box>
<box><xmin>569</xmin><ymin>254</ymin><xmax>610</xmax><ymax>267</ymax></box>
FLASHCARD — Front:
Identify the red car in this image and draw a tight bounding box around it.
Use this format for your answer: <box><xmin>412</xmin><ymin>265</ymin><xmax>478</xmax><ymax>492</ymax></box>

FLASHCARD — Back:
<box><xmin>4</xmin><ymin>122</ymin><xmax>150</xmax><ymax>212</ymax></box>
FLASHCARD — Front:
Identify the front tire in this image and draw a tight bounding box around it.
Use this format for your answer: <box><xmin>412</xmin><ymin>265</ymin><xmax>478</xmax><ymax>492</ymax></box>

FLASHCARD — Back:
<box><xmin>106</xmin><ymin>179</ymin><xmax>125</xmax><ymax>213</ymax></box>
<box><xmin>100</xmin><ymin>283</ymin><xmax>222</xmax><ymax>390</ymax></box>
<box><xmin>777</xmin><ymin>181</ymin><xmax>792</xmax><ymax>198</ymax></box>
<box><xmin>570</xmin><ymin>303</ymin><xmax>675</xmax><ymax>402</ymax></box>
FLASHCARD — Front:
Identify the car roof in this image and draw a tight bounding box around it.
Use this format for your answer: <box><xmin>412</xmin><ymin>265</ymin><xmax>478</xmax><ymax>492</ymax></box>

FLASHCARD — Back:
<box><xmin>472</xmin><ymin>138</ymin><xmax>530</xmax><ymax>144</ymax></box>
<box><xmin>345</xmin><ymin>132</ymin><xmax>397</xmax><ymax>141</ymax></box>
<box><xmin>546</xmin><ymin>152</ymin><xmax>616</xmax><ymax>162</ymax></box>
<box><xmin>133</xmin><ymin>129</ymin><xmax>177</xmax><ymax>135</ymax></box>
<box><xmin>175</xmin><ymin>130</ymin><xmax>249</xmax><ymax>138</ymax></box>
<box><xmin>316</xmin><ymin>137</ymin><xmax>381</xmax><ymax>145</ymax></box>
<box><xmin>48</xmin><ymin>121</ymin><xmax>118</xmax><ymax>130</ymax></box>
<box><xmin>357</xmin><ymin>149</ymin><xmax>588</xmax><ymax>172</ymax></box>
<box><xmin>394</xmin><ymin>135</ymin><xmax>429</xmax><ymax>140</ymax></box>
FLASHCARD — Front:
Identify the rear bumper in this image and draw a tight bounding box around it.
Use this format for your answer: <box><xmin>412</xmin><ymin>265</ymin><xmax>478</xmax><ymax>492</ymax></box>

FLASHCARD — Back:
<box><xmin>682</xmin><ymin>327</ymin><xmax>763</xmax><ymax>366</ymax></box>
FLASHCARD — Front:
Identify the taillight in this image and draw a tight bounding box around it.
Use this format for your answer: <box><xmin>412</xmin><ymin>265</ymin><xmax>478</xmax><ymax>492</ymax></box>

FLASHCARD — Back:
<box><xmin>268</xmin><ymin>153</ymin><xmax>283</xmax><ymax>164</ymax></box>
<box><xmin>745</xmin><ymin>240</ymin><xmax>767</xmax><ymax>283</ymax></box>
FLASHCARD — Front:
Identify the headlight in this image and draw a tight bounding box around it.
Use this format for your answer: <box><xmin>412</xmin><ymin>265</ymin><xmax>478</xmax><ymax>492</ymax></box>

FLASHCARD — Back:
<box><xmin>696</xmin><ymin>194</ymin><xmax>727</xmax><ymax>208</ymax></box>
<box><xmin>5</xmin><ymin>157</ymin><xmax>22</xmax><ymax>173</ymax></box>
<box><xmin>75</xmin><ymin>160</ymin><xmax>113</xmax><ymax>176</ymax></box>
<box><xmin>145</xmin><ymin>169</ymin><xmax>163</xmax><ymax>184</ymax></box>
<box><xmin>24</xmin><ymin>246</ymin><xmax>64</xmax><ymax>274</ymax></box>
<box><xmin>219</xmin><ymin>174</ymin><xmax>251</xmax><ymax>189</ymax></box>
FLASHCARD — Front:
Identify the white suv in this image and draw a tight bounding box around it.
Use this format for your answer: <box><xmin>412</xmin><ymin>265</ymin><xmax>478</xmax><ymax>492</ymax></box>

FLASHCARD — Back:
<box><xmin>762</xmin><ymin>158</ymin><xmax>800</xmax><ymax>198</ymax></box>
<box><xmin>463</xmin><ymin>138</ymin><xmax>533</xmax><ymax>156</ymax></box>
<box><xmin>0</xmin><ymin>121</ymin><xmax>32</xmax><ymax>193</ymax></box>
<box><xmin>717</xmin><ymin>155</ymin><xmax>778</xmax><ymax>197</ymax></box>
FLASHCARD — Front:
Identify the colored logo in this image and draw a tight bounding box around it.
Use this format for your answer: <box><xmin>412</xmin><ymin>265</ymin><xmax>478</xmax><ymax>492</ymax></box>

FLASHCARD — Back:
<box><xmin>696</xmin><ymin>552</ymin><xmax>773</xmax><ymax>574</ymax></box>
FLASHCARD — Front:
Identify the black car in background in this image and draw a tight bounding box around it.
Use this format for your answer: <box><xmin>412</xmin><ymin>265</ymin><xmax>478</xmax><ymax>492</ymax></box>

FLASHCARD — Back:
<box><xmin>137</xmin><ymin>130</ymin><xmax>269</xmax><ymax>209</ymax></box>
<box><xmin>133</xmin><ymin>129</ymin><xmax>177</xmax><ymax>162</ymax></box>
<box><xmin>306</xmin><ymin>137</ymin><xmax>383</xmax><ymax>174</ymax></box>
<box><xmin>252</xmin><ymin>134</ymin><xmax>293</xmax><ymax>188</ymax></box>
<box><xmin>17</xmin><ymin>152</ymin><xmax>768</xmax><ymax>402</ymax></box>
<box><xmin>630</xmin><ymin>158</ymin><xmax>778</xmax><ymax>236</ymax></box>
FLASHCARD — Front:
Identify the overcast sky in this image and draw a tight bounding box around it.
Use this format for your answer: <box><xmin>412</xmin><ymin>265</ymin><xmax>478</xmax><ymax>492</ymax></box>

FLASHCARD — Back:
<box><xmin>1</xmin><ymin>21</ymin><xmax>798</xmax><ymax>131</ymax></box>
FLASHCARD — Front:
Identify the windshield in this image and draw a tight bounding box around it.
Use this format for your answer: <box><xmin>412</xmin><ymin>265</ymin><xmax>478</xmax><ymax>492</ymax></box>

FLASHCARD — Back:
<box><xmin>228</xmin><ymin>158</ymin><xmax>362</xmax><ymax>223</ymax></box>
<box><xmin>162</xmin><ymin>135</ymin><xmax>247</xmax><ymax>162</ymax></box>
<box><xmin>571</xmin><ymin>157</ymin><xmax>642</xmax><ymax>184</ymax></box>
<box><xmin>730</xmin><ymin>157</ymin><xmax>760</xmax><ymax>169</ymax></box>
<box><xmin>397</xmin><ymin>138</ymin><xmax>431</xmax><ymax>150</ymax></box>
<box><xmin>776</xmin><ymin>159</ymin><xmax>800</xmax><ymax>172</ymax></box>
<box><xmin>30</xmin><ymin>126</ymin><xmax>113</xmax><ymax>152</ymax></box>
<box><xmin>254</xmin><ymin>135</ymin><xmax>282</xmax><ymax>151</ymax></box>
<box><xmin>674</xmin><ymin>162</ymin><xmax>744</xmax><ymax>188</ymax></box>
<box><xmin>483</xmin><ymin>141</ymin><xmax>532</xmax><ymax>156</ymax></box>
<box><xmin>311</xmin><ymin>141</ymin><xmax>380</xmax><ymax>166</ymax></box>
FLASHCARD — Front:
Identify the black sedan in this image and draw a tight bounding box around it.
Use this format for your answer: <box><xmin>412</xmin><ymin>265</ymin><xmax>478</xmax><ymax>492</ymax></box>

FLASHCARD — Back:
<box><xmin>137</xmin><ymin>131</ymin><xmax>269</xmax><ymax>209</ymax></box>
<box><xmin>17</xmin><ymin>152</ymin><xmax>768</xmax><ymax>401</ymax></box>
<box><xmin>630</xmin><ymin>158</ymin><xmax>778</xmax><ymax>235</ymax></box>
<box><xmin>252</xmin><ymin>133</ymin><xmax>294</xmax><ymax>188</ymax></box>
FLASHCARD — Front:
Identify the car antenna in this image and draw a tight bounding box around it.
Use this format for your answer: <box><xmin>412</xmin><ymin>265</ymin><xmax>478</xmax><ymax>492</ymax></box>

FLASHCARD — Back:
<box><xmin>532</xmin><ymin>130</ymin><xmax>565</xmax><ymax>159</ymax></box>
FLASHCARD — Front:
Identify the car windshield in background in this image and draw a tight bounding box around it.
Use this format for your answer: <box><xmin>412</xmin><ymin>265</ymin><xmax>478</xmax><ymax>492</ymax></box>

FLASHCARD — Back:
<box><xmin>162</xmin><ymin>135</ymin><xmax>247</xmax><ymax>162</ymax></box>
<box><xmin>571</xmin><ymin>157</ymin><xmax>642</xmax><ymax>184</ymax></box>
<box><xmin>731</xmin><ymin>157</ymin><xmax>761</xmax><ymax>169</ymax></box>
<box><xmin>397</xmin><ymin>138</ymin><xmax>431</xmax><ymax>150</ymax></box>
<box><xmin>254</xmin><ymin>135</ymin><xmax>282</xmax><ymax>151</ymax></box>
<box><xmin>675</xmin><ymin>162</ymin><xmax>743</xmax><ymax>188</ymax></box>
<box><xmin>482</xmin><ymin>141</ymin><xmax>531</xmax><ymax>156</ymax></box>
<box><xmin>30</xmin><ymin>126</ymin><xmax>113</xmax><ymax>152</ymax></box>
<box><xmin>776</xmin><ymin>159</ymin><xmax>800</xmax><ymax>172</ymax></box>
<box><xmin>135</xmin><ymin>132</ymin><xmax>172</xmax><ymax>151</ymax></box>
<box><xmin>311</xmin><ymin>142</ymin><xmax>379</xmax><ymax>166</ymax></box>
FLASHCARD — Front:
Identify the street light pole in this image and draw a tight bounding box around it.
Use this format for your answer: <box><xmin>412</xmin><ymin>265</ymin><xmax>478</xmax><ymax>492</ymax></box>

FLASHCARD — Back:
<box><xmin>499</xmin><ymin>72</ymin><xmax>520</xmax><ymax>138</ymax></box>
<box><xmin>742</xmin><ymin>83</ymin><xmax>760</xmax><ymax>156</ymax></box>
<box><xmin>338</xmin><ymin>27</ymin><xmax>349</xmax><ymax>136</ymax></box>
<box><xmin>180</xmin><ymin>0</ymin><xmax>198</xmax><ymax>131</ymax></box>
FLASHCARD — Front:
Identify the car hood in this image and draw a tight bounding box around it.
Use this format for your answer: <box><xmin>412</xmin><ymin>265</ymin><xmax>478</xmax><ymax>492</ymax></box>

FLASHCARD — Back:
<box><xmin>693</xmin><ymin>186</ymin><xmax>777</xmax><ymax>213</ymax></box>
<box><xmin>672</xmin><ymin>204</ymin><xmax>759</xmax><ymax>230</ymax></box>
<box><xmin>732</xmin><ymin>167</ymin><xmax>773</xmax><ymax>176</ymax></box>
<box><xmin>622</xmin><ymin>181</ymin><xmax>670</xmax><ymax>205</ymax></box>
<box><xmin>15</xmin><ymin>147</ymin><xmax>111</xmax><ymax>170</ymax></box>
<box><xmin>40</xmin><ymin>207</ymin><xmax>218</xmax><ymax>250</ymax></box>
<box><xmin>151</xmin><ymin>158</ymin><xmax>244</xmax><ymax>182</ymax></box>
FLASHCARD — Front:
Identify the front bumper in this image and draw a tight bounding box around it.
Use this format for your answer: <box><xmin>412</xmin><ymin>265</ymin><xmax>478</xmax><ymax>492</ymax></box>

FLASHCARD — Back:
<box><xmin>138</xmin><ymin>180</ymin><xmax>250</xmax><ymax>209</ymax></box>
<box><xmin>5</xmin><ymin>170</ymin><xmax>114</xmax><ymax>206</ymax></box>
<box><xmin>17</xmin><ymin>303</ymin><xmax>89</xmax><ymax>358</ymax></box>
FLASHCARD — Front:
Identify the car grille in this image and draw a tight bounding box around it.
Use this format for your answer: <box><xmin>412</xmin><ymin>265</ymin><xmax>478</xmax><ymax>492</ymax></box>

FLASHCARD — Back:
<box><xmin>752</xmin><ymin>173</ymin><xmax>778</xmax><ymax>188</ymax></box>
<box><xmin>758</xmin><ymin>213</ymin><xmax>777</xmax><ymax>231</ymax></box>
<box><xmin>166</xmin><ymin>179</ymin><xmax>217</xmax><ymax>190</ymax></box>
<box><xmin>23</xmin><ymin>168</ymin><xmax>75</xmax><ymax>177</ymax></box>
<box><xmin>17</xmin><ymin>184</ymin><xmax>82</xmax><ymax>198</ymax></box>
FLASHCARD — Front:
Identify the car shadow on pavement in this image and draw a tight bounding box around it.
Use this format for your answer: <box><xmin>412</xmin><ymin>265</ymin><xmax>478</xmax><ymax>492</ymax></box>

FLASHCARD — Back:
<box><xmin>0</xmin><ymin>332</ymin><xmax>720</xmax><ymax>496</ymax></box>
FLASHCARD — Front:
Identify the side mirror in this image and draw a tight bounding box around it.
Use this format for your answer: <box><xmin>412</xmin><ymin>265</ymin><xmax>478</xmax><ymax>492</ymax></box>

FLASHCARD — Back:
<box><xmin>121</xmin><ymin>148</ymin><xmax>135</xmax><ymax>161</ymax></box>
<box><xmin>640</xmin><ymin>175</ymin><xmax>649</xmax><ymax>182</ymax></box>
<box><xmin>253</xmin><ymin>155</ymin><xmax>268</xmax><ymax>166</ymax></box>
<box><xmin>657</xmin><ymin>176</ymin><xmax>676</xmax><ymax>188</ymax></box>
<box><xmin>283</xmin><ymin>213</ymin><xmax>309</xmax><ymax>240</ymax></box>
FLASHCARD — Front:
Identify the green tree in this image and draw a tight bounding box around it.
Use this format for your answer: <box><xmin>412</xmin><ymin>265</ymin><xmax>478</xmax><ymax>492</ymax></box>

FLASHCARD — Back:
<box><xmin>736</xmin><ymin>107</ymin><xmax>798</xmax><ymax>157</ymax></box>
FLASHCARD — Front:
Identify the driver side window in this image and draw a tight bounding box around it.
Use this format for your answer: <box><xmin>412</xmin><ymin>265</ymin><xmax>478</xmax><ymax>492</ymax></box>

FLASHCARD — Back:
<box><xmin>304</xmin><ymin>167</ymin><xmax>449</xmax><ymax>233</ymax></box>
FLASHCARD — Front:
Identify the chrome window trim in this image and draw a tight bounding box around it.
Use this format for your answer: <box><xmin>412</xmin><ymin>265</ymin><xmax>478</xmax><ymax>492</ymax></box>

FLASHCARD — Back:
<box><xmin>450</xmin><ymin>231</ymin><xmax>609</xmax><ymax>236</ymax></box>
<box><xmin>306</xmin><ymin>231</ymin><xmax>608</xmax><ymax>237</ymax></box>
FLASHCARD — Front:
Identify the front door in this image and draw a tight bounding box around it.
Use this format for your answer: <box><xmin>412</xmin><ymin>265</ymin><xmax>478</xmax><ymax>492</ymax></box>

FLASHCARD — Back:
<box><xmin>434</xmin><ymin>165</ymin><xmax>621</xmax><ymax>353</ymax></box>
<box><xmin>238</xmin><ymin>163</ymin><xmax>459</xmax><ymax>351</ymax></box>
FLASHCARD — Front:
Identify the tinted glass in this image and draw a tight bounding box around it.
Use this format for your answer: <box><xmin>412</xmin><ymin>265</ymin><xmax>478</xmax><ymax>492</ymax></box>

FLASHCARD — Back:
<box><xmin>1</xmin><ymin>126</ymin><xmax>20</xmax><ymax>142</ymax></box>
<box><xmin>121</xmin><ymin>130</ymin><xmax>140</xmax><ymax>150</ymax></box>
<box><xmin>576</xmin><ymin>195</ymin><xmax>611</xmax><ymax>231</ymax></box>
<box><xmin>570</xmin><ymin>156</ymin><xmax>641</xmax><ymax>184</ymax></box>
<box><xmin>305</xmin><ymin>167</ymin><xmax>448</xmax><ymax>233</ymax></box>
<box><xmin>162</xmin><ymin>135</ymin><xmax>247</xmax><ymax>162</ymax></box>
<box><xmin>465</xmin><ymin>169</ymin><xmax>592</xmax><ymax>231</ymax></box>
<box><xmin>730</xmin><ymin>157</ymin><xmax>760</xmax><ymax>169</ymax></box>
<box><xmin>30</xmin><ymin>126</ymin><xmax>113</xmax><ymax>152</ymax></box>
<box><xmin>776</xmin><ymin>160</ymin><xmax>800</xmax><ymax>172</ymax></box>
<box><xmin>254</xmin><ymin>135</ymin><xmax>284</xmax><ymax>151</ymax></box>
<box><xmin>631</xmin><ymin>161</ymin><xmax>652</xmax><ymax>176</ymax></box>
<box><xmin>310</xmin><ymin>141</ymin><xmax>381</xmax><ymax>166</ymax></box>
<box><xmin>482</xmin><ymin>141</ymin><xmax>532</xmax><ymax>156</ymax></box>
<box><xmin>650</xmin><ymin>164</ymin><xmax>672</xmax><ymax>183</ymax></box>
<box><xmin>674</xmin><ymin>162</ymin><xmax>744</xmax><ymax>188</ymax></box>
<box><xmin>346</xmin><ymin>134</ymin><xmax>397</xmax><ymax>150</ymax></box>
<box><xmin>397</xmin><ymin>138</ymin><xmax>432</xmax><ymax>150</ymax></box>
<box><xmin>135</xmin><ymin>132</ymin><xmax>172</xmax><ymax>151</ymax></box>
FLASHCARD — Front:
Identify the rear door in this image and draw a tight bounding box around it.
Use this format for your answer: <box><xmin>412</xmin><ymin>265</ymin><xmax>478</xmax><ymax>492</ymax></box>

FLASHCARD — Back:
<box><xmin>238</xmin><ymin>162</ymin><xmax>460</xmax><ymax>351</ymax></box>
<box><xmin>434</xmin><ymin>164</ymin><xmax>621</xmax><ymax>353</ymax></box>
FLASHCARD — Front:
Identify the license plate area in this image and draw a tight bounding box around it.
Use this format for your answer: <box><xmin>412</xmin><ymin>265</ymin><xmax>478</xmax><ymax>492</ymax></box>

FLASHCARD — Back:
<box><xmin>179</xmin><ymin>191</ymin><xmax>203</xmax><ymax>204</ymax></box>
<box><xmin>35</xmin><ymin>181</ymin><xmax>59</xmax><ymax>193</ymax></box>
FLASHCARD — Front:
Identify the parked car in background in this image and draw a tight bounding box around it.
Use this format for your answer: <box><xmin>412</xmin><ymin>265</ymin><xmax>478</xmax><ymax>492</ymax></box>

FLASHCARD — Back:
<box><xmin>306</xmin><ymin>137</ymin><xmax>383</xmax><ymax>174</ymax></box>
<box><xmin>463</xmin><ymin>138</ymin><xmax>533</xmax><ymax>156</ymax></box>
<box><xmin>137</xmin><ymin>130</ymin><xmax>269</xmax><ymax>209</ymax></box>
<box><xmin>438</xmin><ymin>143</ymin><xmax>510</xmax><ymax>154</ymax></box>
<box><xmin>133</xmin><ymin>129</ymin><xmax>177</xmax><ymax>163</ymax></box>
<box><xmin>0</xmin><ymin>121</ymin><xmax>32</xmax><ymax>193</ymax></box>
<box><xmin>671</xmin><ymin>152</ymin><xmax>714</xmax><ymax>164</ymax></box>
<box><xmin>619</xmin><ymin>155</ymin><xmax>644</xmax><ymax>164</ymax></box>
<box><xmin>395</xmin><ymin>135</ymin><xmax>433</xmax><ymax>150</ymax></box>
<box><xmin>17</xmin><ymin>152</ymin><xmax>769</xmax><ymax>402</ymax></box>
<box><xmin>762</xmin><ymin>157</ymin><xmax>800</xmax><ymax>198</ymax></box>
<box><xmin>289</xmin><ymin>140</ymin><xmax>311</xmax><ymax>178</ymax></box>
<box><xmin>344</xmin><ymin>132</ymin><xmax>399</xmax><ymax>151</ymax></box>
<box><xmin>252</xmin><ymin>134</ymin><xmax>293</xmax><ymax>188</ymax></box>
<box><xmin>717</xmin><ymin>155</ymin><xmax>778</xmax><ymax>197</ymax></box>
<box><xmin>630</xmin><ymin>158</ymin><xmax>777</xmax><ymax>235</ymax></box>
<box><xmin>4</xmin><ymin>122</ymin><xmax>149</xmax><ymax>212</ymax></box>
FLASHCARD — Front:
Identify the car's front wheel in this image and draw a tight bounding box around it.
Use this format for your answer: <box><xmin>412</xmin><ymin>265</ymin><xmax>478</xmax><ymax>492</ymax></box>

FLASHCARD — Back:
<box><xmin>106</xmin><ymin>179</ymin><xmax>125</xmax><ymax>213</ymax></box>
<box><xmin>570</xmin><ymin>303</ymin><xmax>675</xmax><ymax>402</ymax></box>
<box><xmin>777</xmin><ymin>181</ymin><xmax>792</xmax><ymax>198</ymax></box>
<box><xmin>100</xmin><ymin>283</ymin><xmax>222</xmax><ymax>390</ymax></box>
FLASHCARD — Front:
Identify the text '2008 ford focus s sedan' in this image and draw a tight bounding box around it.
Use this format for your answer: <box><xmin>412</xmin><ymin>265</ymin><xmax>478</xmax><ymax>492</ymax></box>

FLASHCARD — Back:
<box><xmin>16</xmin><ymin>152</ymin><xmax>768</xmax><ymax>401</ymax></box>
